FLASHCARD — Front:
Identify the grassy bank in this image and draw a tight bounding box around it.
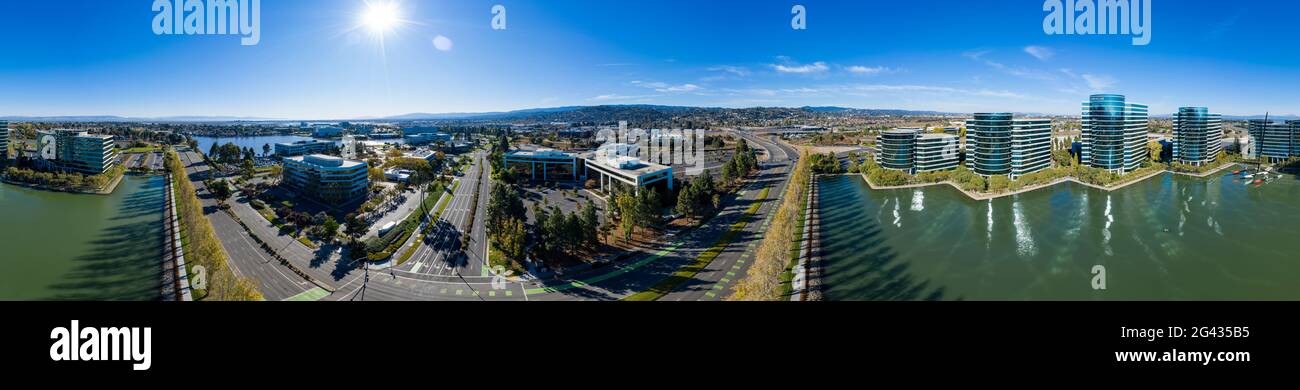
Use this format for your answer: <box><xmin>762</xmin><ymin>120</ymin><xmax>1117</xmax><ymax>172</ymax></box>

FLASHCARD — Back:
<box><xmin>730</xmin><ymin>150</ymin><xmax>811</xmax><ymax>301</ymax></box>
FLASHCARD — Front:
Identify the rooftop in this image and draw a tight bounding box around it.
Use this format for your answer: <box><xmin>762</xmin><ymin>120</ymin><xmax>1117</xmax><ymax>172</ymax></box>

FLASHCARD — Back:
<box><xmin>287</xmin><ymin>154</ymin><xmax>367</xmax><ymax>169</ymax></box>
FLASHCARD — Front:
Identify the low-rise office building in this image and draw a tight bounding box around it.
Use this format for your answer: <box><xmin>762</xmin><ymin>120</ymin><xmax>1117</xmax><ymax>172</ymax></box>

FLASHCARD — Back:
<box><xmin>583</xmin><ymin>152</ymin><xmax>673</xmax><ymax>194</ymax></box>
<box><xmin>275</xmin><ymin>140</ymin><xmax>335</xmax><ymax>157</ymax></box>
<box><xmin>1247</xmin><ymin>120</ymin><xmax>1300</xmax><ymax>162</ymax></box>
<box><xmin>282</xmin><ymin>154</ymin><xmax>370</xmax><ymax>206</ymax></box>
<box><xmin>504</xmin><ymin>149</ymin><xmax>581</xmax><ymax>182</ymax></box>
<box><xmin>1172</xmin><ymin>107</ymin><xmax>1224</xmax><ymax>166</ymax></box>
<box><xmin>35</xmin><ymin>129</ymin><xmax>118</xmax><ymax>175</ymax></box>
<box><xmin>405</xmin><ymin>133</ymin><xmax>452</xmax><ymax>145</ymax></box>
<box><xmin>312</xmin><ymin>126</ymin><xmax>345</xmax><ymax>138</ymax></box>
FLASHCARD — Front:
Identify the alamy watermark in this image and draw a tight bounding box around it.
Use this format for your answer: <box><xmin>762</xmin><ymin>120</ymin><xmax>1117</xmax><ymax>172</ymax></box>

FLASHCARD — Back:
<box><xmin>594</xmin><ymin>121</ymin><xmax>707</xmax><ymax>176</ymax></box>
<box><xmin>1043</xmin><ymin>0</ymin><xmax>1151</xmax><ymax>46</ymax></box>
<box><xmin>151</xmin><ymin>0</ymin><xmax>261</xmax><ymax>46</ymax></box>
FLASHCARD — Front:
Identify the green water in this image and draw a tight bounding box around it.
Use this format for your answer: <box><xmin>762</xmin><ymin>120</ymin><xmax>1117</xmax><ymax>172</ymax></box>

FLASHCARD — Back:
<box><xmin>0</xmin><ymin>175</ymin><xmax>165</xmax><ymax>300</ymax></box>
<box><xmin>817</xmin><ymin>171</ymin><xmax>1300</xmax><ymax>301</ymax></box>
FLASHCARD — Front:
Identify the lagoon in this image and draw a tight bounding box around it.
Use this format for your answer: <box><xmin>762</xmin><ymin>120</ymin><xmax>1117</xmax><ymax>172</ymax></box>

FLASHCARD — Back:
<box><xmin>0</xmin><ymin>175</ymin><xmax>165</xmax><ymax>300</ymax></box>
<box><xmin>817</xmin><ymin>171</ymin><xmax>1300</xmax><ymax>301</ymax></box>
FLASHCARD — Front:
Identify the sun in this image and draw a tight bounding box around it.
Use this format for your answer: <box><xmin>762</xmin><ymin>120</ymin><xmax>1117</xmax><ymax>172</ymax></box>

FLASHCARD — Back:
<box><xmin>362</xmin><ymin>2</ymin><xmax>400</xmax><ymax>34</ymax></box>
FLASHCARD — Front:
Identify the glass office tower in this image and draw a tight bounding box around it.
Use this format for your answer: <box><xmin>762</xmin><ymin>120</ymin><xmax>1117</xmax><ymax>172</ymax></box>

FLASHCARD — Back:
<box><xmin>876</xmin><ymin>128</ymin><xmax>920</xmax><ymax>173</ymax></box>
<box><xmin>1172</xmin><ymin>107</ymin><xmax>1223</xmax><ymax>166</ymax></box>
<box><xmin>1248</xmin><ymin>120</ymin><xmax>1300</xmax><ymax>162</ymax></box>
<box><xmin>1081</xmin><ymin>94</ymin><xmax>1149</xmax><ymax>174</ymax></box>
<box><xmin>915</xmin><ymin>133</ymin><xmax>960</xmax><ymax>173</ymax></box>
<box><xmin>969</xmin><ymin>113</ymin><xmax>1052</xmax><ymax>179</ymax></box>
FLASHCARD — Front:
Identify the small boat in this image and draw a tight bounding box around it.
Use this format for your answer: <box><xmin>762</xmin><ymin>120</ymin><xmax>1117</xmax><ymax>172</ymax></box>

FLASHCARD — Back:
<box><xmin>1255</xmin><ymin>179</ymin><xmax>1265</xmax><ymax>184</ymax></box>
<box><xmin>1232</xmin><ymin>170</ymin><xmax>1243</xmax><ymax>174</ymax></box>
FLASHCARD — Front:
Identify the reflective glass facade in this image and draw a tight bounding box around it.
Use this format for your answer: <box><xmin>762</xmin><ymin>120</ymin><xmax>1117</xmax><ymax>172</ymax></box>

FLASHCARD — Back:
<box><xmin>1081</xmin><ymin>94</ymin><xmax>1148</xmax><ymax>174</ymax></box>
<box><xmin>1248</xmin><ymin>120</ymin><xmax>1300</xmax><ymax>162</ymax></box>
<box><xmin>1172</xmin><ymin>107</ymin><xmax>1223</xmax><ymax>166</ymax></box>
<box><xmin>969</xmin><ymin>114</ymin><xmax>1051</xmax><ymax>179</ymax></box>
<box><xmin>876</xmin><ymin>129</ymin><xmax>919</xmax><ymax>173</ymax></box>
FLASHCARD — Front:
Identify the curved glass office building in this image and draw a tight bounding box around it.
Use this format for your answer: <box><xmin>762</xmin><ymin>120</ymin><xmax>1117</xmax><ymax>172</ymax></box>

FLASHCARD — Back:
<box><xmin>1248</xmin><ymin>120</ymin><xmax>1300</xmax><ymax>163</ymax></box>
<box><xmin>968</xmin><ymin>113</ymin><xmax>1013</xmax><ymax>176</ymax></box>
<box><xmin>1081</xmin><ymin>94</ymin><xmax>1148</xmax><ymax>174</ymax></box>
<box><xmin>1172</xmin><ymin>107</ymin><xmax>1223</xmax><ymax>166</ymax></box>
<box><xmin>876</xmin><ymin>129</ymin><xmax>919</xmax><ymax>172</ymax></box>
<box><xmin>968</xmin><ymin>114</ymin><xmax>1051</xmax><ymax>179</ymax></box>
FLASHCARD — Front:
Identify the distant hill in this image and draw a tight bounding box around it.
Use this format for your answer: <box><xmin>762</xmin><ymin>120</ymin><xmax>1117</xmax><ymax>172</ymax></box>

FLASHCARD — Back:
<box><xmin>0</xmin><ymin>115</ymin><xmax>276</xmax><ymax>122</ymax></box>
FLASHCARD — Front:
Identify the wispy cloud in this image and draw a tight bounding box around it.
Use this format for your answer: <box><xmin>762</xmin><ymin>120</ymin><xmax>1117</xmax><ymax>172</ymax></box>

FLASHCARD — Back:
<box><xmin>1024</xmin><ymin>46</ymin><xmax>1054</xmax><ymax>61</ymax></box>
<box><xmin>771</xmin><ymin>61</ymin><xmax>829</xmax><ymax>74</ymax></box>
<box><xmin>631</xmin><ymin>81</ymin><xmax>702</xmax><ymax>93</ymax></box>
<box><xmin>591</xmin><ymin>94</ymin><xmax>657</xmax><ymax>101</ymax></box>
<box><xmin>846</xmin><ymin>65</ymin><xmax>891</xmax><ymax>75</ymax></box>
<box><xmin>964</xmin><ymin>49</ymin><xmax>1057</xmax><ymax>81</ymax></box>
<box><xmin>1082</xmin><ymin>74</ymin><xmax>1116</xmax><ymax>92</ymax></box>
<box><xmin>708</xmin><ymin>65</ymin><xmax>751</xmax><ymax>77</ymax></box>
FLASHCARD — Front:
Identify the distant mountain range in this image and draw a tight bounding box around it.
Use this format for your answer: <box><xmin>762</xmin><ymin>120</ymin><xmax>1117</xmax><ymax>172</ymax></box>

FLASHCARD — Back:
<box><xmin>0</xmin><ymin>115</ymin><xmax>276</xmax><ymax>122</ymax></box>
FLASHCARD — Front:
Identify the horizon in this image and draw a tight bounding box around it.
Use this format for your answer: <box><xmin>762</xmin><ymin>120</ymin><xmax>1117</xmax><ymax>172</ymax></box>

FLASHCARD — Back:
<box><xmin>4</xmin><ymin>0</ymin><xmax>1300</xmax><ymax>118</ymax></box>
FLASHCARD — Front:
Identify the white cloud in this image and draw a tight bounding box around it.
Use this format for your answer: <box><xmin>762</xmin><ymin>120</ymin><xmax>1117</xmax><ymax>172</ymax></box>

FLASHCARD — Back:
<box><xmin>1024</xmin><ymin>46</ymin><xmax>1055</xmax><ymax>61</ymax></box>
<box><xmin>772</xmin><ymin>61</ymin><xmax>829</xmax><ymax>74</ymax></box>
<box><xmin>846</xmin><ymin>65</ymin><xmax>890</xmax><ymax>75</ymax></box>
<box><xmin>631</xmin><ymin>81</ymin><xmax>702</xmax><ymax>93</ymax></box>
<box><xmin>592</xmin><ymin>94</ymin><xmax>656</xmax><ymax>101</ymax></box>
<box><xmin>1082</xmin><ymin>74</ymin><xmax>1116</xmax><ymax>92</ymax></box>
<box><xmin>708</xmin><ymin>66</ymin><xmax>751</xmax><ymax>77</ymax></box>
<box><xmin>433</xmin><ymin>35</ymin><xmax>453</xmax><ymax>51</ymax></box>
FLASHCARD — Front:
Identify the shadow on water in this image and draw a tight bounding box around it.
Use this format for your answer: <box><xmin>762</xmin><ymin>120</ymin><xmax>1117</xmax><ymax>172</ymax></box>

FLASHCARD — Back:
<box><xmin>46</xmin><ymin>185</ymin><xmax>165</xmax><ymax>301</ymax></box>
<box><xmin>818</xmin><ymin>176</ymin><xmax>955</xmax><ymax>301</ymax></box>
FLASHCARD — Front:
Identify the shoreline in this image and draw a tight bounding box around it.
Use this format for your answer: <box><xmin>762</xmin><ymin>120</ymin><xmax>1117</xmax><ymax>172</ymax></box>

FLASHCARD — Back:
<box><xmin>0</xmin><ymin>170</ymin><xmax>131</xmax><ymax>195</ymax></box>
<box><xmin>857</xmin><ymin>162</ymin><xmax>1246</xmax><ymax>201</ymax></box>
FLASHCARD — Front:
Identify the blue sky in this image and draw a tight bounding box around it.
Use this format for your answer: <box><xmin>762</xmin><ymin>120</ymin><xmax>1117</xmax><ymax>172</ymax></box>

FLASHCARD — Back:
<box><xmin>1</xmin><ymin>0</ymin><xmax>1297</xmax><ymax>119</ymax></box>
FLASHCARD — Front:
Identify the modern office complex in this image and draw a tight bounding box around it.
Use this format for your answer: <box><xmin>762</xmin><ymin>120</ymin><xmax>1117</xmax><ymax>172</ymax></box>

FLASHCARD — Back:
<box><xmin>504</xmin><ymin>149</ymin><xmax>582</xmax><ymax>182</ymax></box>
<box><xmin>35</xmin><ymin>129</ymin><xmax>118</xmax><ymax>175</ymax></box>
<box><xmin>583</xmin><ymin>147</ymin><xmax>673</xmax><ymax>194</ymax></box>
<box><xmin>405</xmin><ymin>133</ymin><xmax>452</xmax><ymax>145</ymax></box>
<box><xmin>1</xmin><ymin>120</ymin><xmax>9</xmax><ymax>159</ymax></box>
<box><xmin>1172</xmin><ymin>107</ymin><xmax>1224</xmax><ymax>166</ymax></box>
<box><xmin>1247</xmin><ymin>120</ymin><xmax>1300</xmax><ymax>162</ymax></box>
<box><xmin>875</xmin><ymin>128</ymin><xmax>958</xmax><ymax>174</ymax></box>
<box><xmin>503</xmin><ymin>147</ymin><xmax>673</xmax><ymax>194</ymax></box>
<box><xmin>282</xmin><ymin>154</ymin><xmax>370</xmax><ymax>206</ymax></box>
<box><xmin>1081</xmin><ymin>94</ymin><xmax>1149</xmax><ymax>174</ymax></box>
<box><xmin>275</xmin><ymin>140</ymin><xmax>335</xmax><ymax>157</ymax></box>
<box><xmin>967</xmin><ymin>114</ymin><xmax>1052</xmax><ymax>179</ymax></box>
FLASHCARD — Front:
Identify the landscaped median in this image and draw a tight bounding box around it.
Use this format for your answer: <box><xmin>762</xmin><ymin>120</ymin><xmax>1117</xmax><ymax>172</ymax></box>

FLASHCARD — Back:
<box><xmin>731</xmin><ymin>150</ymin><xmax>811</xmax><ymax>301</ymax></box>
<box><xmin>165</xmin><ymin>149</ymin><xmax>263</xmax><ymax>301</ymax></box>
<box><xmin>396</xmin><ymin>181</ymin><xmax>457</xmax><ymax>265</ymax></box>
<box><xmin>623</xmin><ymin>186</ymin><xmax>770</xmax><ymax>301</ymax></box>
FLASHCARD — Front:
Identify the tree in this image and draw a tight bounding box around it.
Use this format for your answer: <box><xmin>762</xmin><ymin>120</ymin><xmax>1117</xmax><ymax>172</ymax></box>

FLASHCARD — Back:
<box><xmin>241</xmin><ymin>159</ymin><xmax>256</xmax><ymax>180</ymax></box>
<box><xmin>1148</xmin><ymin>141</ymin><xmax>1164</xmax><ymax>163</ymax></box>
<box><xmin>615</xmin><ymin>192</ymin><xmax>638</xmax><ymax>243</ymax></box>
<box><xmin>320</xmin><ymin>215</ymin><xmax>340</xmax><ymax>243</ymax></box>
<box><xmin>262</xmin><ymin>143</ymin><xmax>271</xmax><ymax>157</ymax></box>
<box><xmin>580</xmin><ymin>200</ymin><xmax>599</xmax><ymax>248</ymax></box>
<box><xmin>498</xmin><ymin>219</ymin><xmax>527</xmax><ymax>261</ymax></box>
<box><xmin>208</xmin><ymin>143</ymin><xmax>219</xmax><ymax>159</ymax></box>
<box><xmin>269</xmin><ymin>165</ymin><xmax>283</xmax><ymax>185</ymax></box>
<box><xmin>209</xmin><ymin>180</ymin><xmax>232</xmax><ymax>204</ymax></box>
<box><xmin>344</xmin><ymin>213</ymin><xmax>367</xmax><ymax>240</ymax></box>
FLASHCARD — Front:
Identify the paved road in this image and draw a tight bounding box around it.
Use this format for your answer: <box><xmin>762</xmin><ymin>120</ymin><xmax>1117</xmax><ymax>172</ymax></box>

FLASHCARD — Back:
<box><xmin>657</xmin><ymin>131</ymin><xmax>797</xmax><ymax>301</ymax></box>
<box><xmin>175</xmin><ymin>148</ymin><xmax>323</xmax><ymax>301</ymax></box>
<box><xmin>324</xmin><ymin>150</ymin><xmax>519</xmax><ymax>301</ymax></box>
